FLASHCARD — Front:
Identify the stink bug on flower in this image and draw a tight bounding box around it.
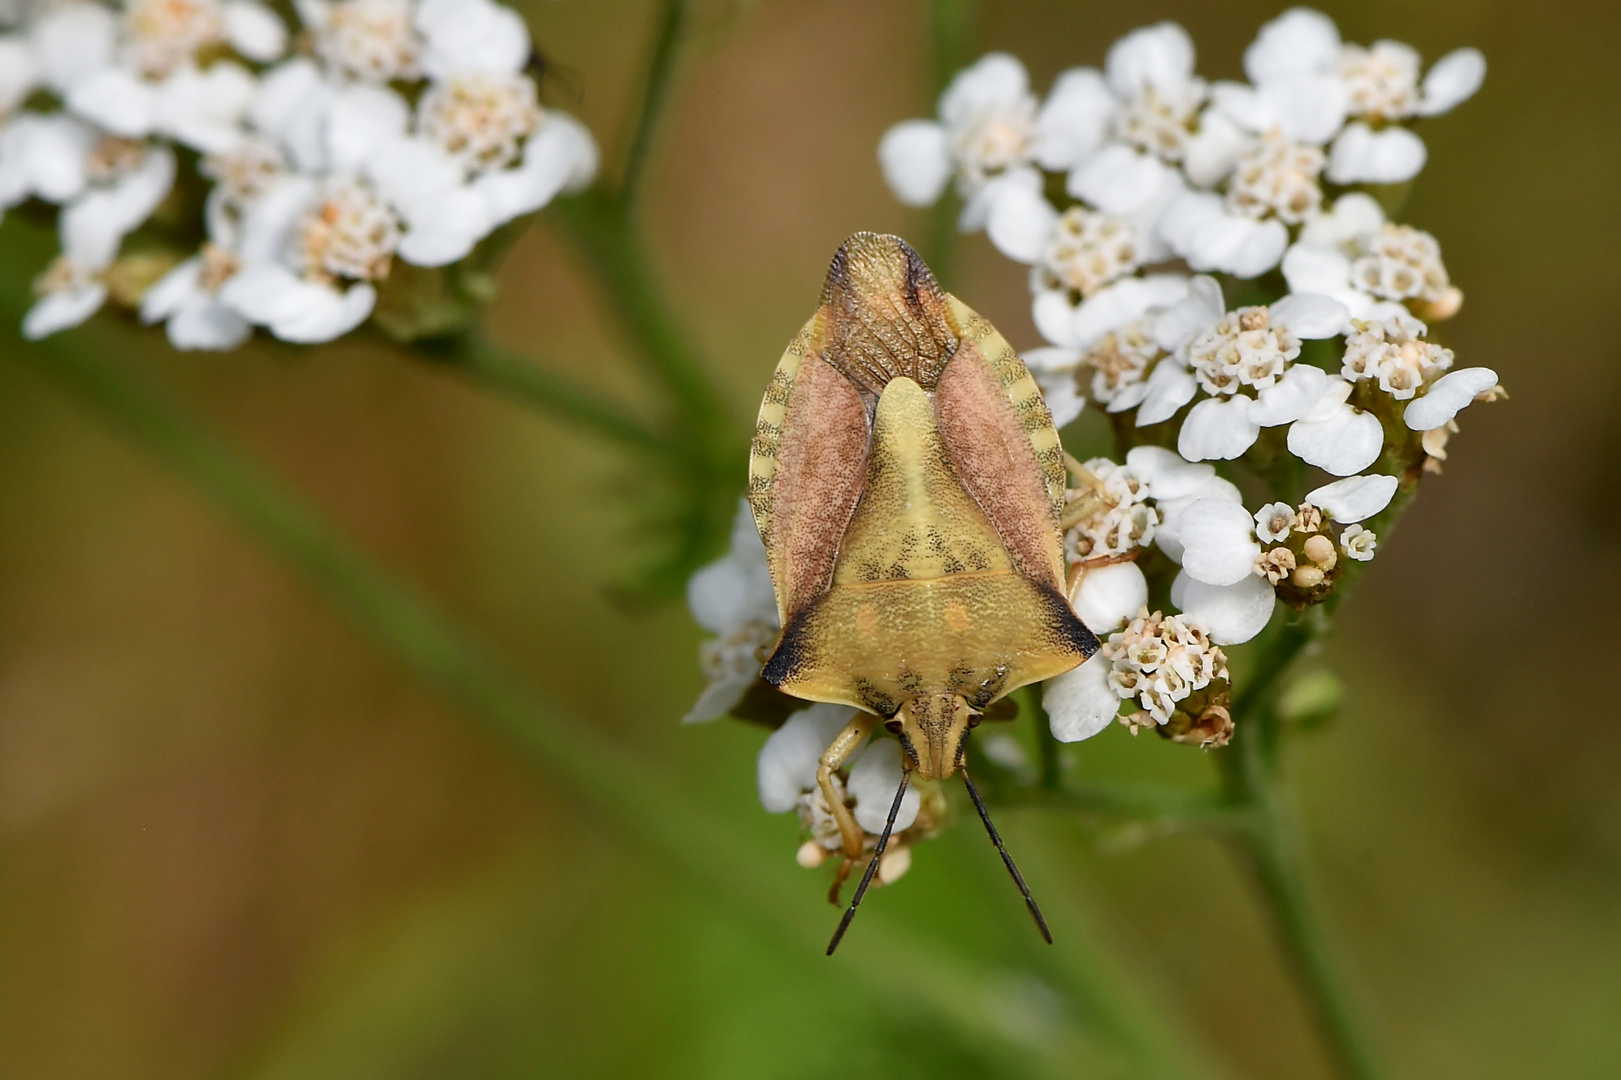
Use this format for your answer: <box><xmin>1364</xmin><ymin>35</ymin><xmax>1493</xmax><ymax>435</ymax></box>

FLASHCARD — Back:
<box><xmin>748</xmin><ymin>233</ymin><xmax>1100</xmax><ymax>953</ymax></box>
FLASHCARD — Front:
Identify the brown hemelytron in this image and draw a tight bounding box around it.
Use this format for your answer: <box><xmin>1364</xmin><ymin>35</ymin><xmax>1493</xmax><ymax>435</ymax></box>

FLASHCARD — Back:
<box><xmin>747</xmin><ymin>233</ymin><xmax>1100</xmax><ymax>953</ymax></box>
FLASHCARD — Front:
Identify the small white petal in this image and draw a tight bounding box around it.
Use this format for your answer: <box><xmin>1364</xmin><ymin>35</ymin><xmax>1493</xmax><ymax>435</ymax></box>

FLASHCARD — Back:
<box><xmin>1105</xmin><ymin>22</ymin><xmax>1196</xmax><ymax>99</ymax></box>
<box><xmin>1159</xmin><ymin>192</ymin><xmax>1287</xmax><ymax>277</ymax></box>
<box><xmin>1068</xmin><ymin>273</ymin><xmax>1189</xmax><ymax>350</ymax></box>
<box><xmin>1260</xmin><ymin>73</ymin><xmax>1348</xmax><ymax>145</ymax></box>
<box><xmin>1043</xmin><ymin>656</ymin><xmax>1118</xmax><ymax>743</ymax></box>
<box><xmin>849</xmin><ymin>741</ymin><xmax>921</xmax><ymax>834</ymax></box>
<box><xmin>1032</xmin><ymin>367</ymin><xmax>1085</xmax><ymax>429</ymax></box>
<box><xmin>1134</xmin><ymin>360</ymin><xmax>1197</xmax><ymax>426</ymax></box>
<box><xmin>1020</xmin><ymin>345</ymin><xmax>1082</xmax><ymax>375</ymax></box>
<box><xmin>1418</xmin><ymin>48</ymin><xmax>1485</xmax><ymax>116</ymax></box>
<box><xmin>139</xmin><ymin>257</ymin><xmax>203</xmax><ymax>322</ymax></box>
<box><xmin>1299</xmin><ymin>192</ymin><xmax>1386</xmax><ymax>247</ymax></box>
<box><xmin>252</xmin><ymin>58</ymin><xmax>332</xmax><ymax>172</ymax></box>
<box><xmin>1182</xmin><ymin>108</ymin><xmax>1251</xmax><ymax>187</ymax></box>
<box><xmin>1069</xmin><ymin>143</ymin><xmax>1173</xmax><ymax>216</ymax></box>
<box><xmin>66</xmin><ymin>68</ymin><xmax>158</xmax><ymax>138</ymax></box>
<box><xmin>1124</xmin><ymin>445</ymin><xmax>1216</xmax><ymax>501</ymax></box>
<box><xmin>326</xmin><ymin>83</ymin><xmax>410</xmax><ymax>174</ymax></box>
<box><xmin>237</xmin><ymin>175</ymin><xmax>316</xmax><ymax>264</ymax></box>
<box><xmin>1403</xmin><ymin>367</ymin><xmax>1500</xmax><ymax>430</ymax></box>
<box><xmin>1034</xmin><ymin>67</ymin><xmax>1113</xmax><ymax>170</ymax></box>
<box><xmin>22</xmin><ymin>284</ymin><xmax>106</xmax><ymax>339</ymax></box>
<box><xmin>398</xmin><ymin>187</ymin><xmax>493</xmax><ymax>266</ymax></box>
<box><xmin>684</xmin><ymin>670</ymin><xmax>755</xmax><ymax>726</ymax></box>
<box><xmin>272</xmin><ymin>282</ymin><xmax>375</xmax><ymax>343</ymax></box>
<box><xmin>878</xmin><ymin>120</ymin><xmax>951</xmax><ymax>206</ymax></box>
<box><xmin>1211</xmin><ymin>81</ymin><xmax>1275</xmax><ymax>134</ymax></box>
<box><xmin>939</xmin><ymin>53</ymin><xmax>1030</xmax><ymax>126</ymax></box>
<box><xmin>1327</xmin><ymin>122</ymin><xmax>1427</xmax><ymax>185</ymax></box>
<box><xmin>221</xmin><ymin>264</ymin><xmax>371</xmax><ymax>343</ymax></box>
<box><xmin>1155</xmin><ymin>475</ymin><xmax>1243</xmax><ymax>563</ymax></box>
<box><xmin>60</xmin><ymin>146</ymin><xmax>176</xmax><ymax>268</ymax></box>
<box><xmin>30</xmin><ymin>3</ymin><xmax>116</xmax><ymax>93</ymax></box>
<box><xmin>1071</xmin><ymin>561</ymin><xmax>1148</xmax><ymax>634</ymax></box>
<box><xmin>0</xmin><ymin>39</ymin><xmax>39</xmax><ymax>115</ymax></box>
<box><xmin>1244</xmin><ymin>8</ymin><xmax>1342</xmax><ymax>84</ymax></box>
<box><xmin>1031</xmin><ymin>287</ymin><xmax>1077</xmax><ymax>348</ymax></box>
<box><xmin>168</xmin><ymin>298</ymin><xmax>252</xmax><ymax>351</ymax></box>
<box><xmin>366</xmin><ymin>135</ymin><xmax>463</xmax><ymax>213</ymax></box>
<box><xmin>1249</xmin><ymin>363</ymin><xmax>1330</xmax><ymax>426</ymax></box>
<box><xmin>1306</xmin><ymin>474</ymin><xmax>1399</xmax><ymax>523</ymax></box>
<box><xmin>1153</xmin><ymin>274</ymin><xmax>1224</xmax><ymax>352</ymax></box>
<box><xmin>1178</xmin><ymin>498</ymin><xmax>1262</xmax><ymax>586</ymax></box>
<box><xmin>985</xmin><ymin>173</ymin><xmax>1057</xmax><ymax>264</ymax></box>
<box><xmin>1287</xmin><ymin>398</ymin><xmax>1384</xmax><ymax>476</ymax></box>
<box><xmin>1179</xmin><ymin>396</ymin><xmax>1261</xmax><ymax>461</ymax></box>
<box><xmin>1171</xmin><ymin>571</ymin><xmax>1276</xmax><ymax>645</ymax></box>
<box><xmin>157</xmin><ymin>63</ymin><xmax>259</xmax><ymax>154</ymax></box>
<box><xmin>221</xmin><ymin>0</ymin><xmax>288</xmax><ymax>62</ymax></box>
<box><xmin>688</xmin><ymin>555</ymin><xmax>756</xmax><ymax>635</ymax></box>
<box><xmin>3</xmin><ymin>116</ymin><xmax>82</xmax><ymax>204</ymax></box>
<box><xmin>757</xmin><ymin>704</ymin><xmax>861</xmax><ymax>813</ymax></box>
<box><xmin>1270</xmin><ymin>292</ymin><xmax>1350</xmax><ymax>338</ymax></box>
<box><xmin>416</xmin><ymin>0</ymin><xmax>530</xmax><ymax>78</ymax></box>
<box><xmin>1281</xmin><ymin>242</ymin><xmax>1352</xmax><ymax>296</ymax></box>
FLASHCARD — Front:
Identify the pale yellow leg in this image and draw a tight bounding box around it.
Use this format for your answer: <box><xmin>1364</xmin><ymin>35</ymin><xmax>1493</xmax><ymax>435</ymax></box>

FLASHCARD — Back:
<box><xmin>817</xmin><ymin>712</ymin><xmax>878</xmax><ymax>860</ymax></box>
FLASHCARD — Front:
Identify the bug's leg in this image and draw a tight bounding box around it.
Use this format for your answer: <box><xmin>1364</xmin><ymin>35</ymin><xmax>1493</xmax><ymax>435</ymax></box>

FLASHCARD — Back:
<box><xmin>817</xmin><ymin>713</ymin><xmax>878</xmax><ymax>863</ymax></box>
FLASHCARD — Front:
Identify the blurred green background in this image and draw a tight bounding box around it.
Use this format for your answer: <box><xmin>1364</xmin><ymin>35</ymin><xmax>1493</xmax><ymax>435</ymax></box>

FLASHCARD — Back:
<box><xmin>1</xmin><ymin>0</ymin><xmax>1618</xmax><ymax>1077</ymax></box>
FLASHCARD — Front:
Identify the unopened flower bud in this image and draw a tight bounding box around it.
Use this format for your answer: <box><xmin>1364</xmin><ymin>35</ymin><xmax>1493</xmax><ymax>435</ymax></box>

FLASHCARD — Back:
<box><xmin>878</xmin><ymin>844</ymin><xmax>913</xmax><ymax>884</ymax></box>
<box><xmin>1423</xmin><ymin>286</ymin><xmax>1464</xmax><ymax>322</ymax></box>
<box><xmin>1303</xmin><ymin>534</ymin><xmax>1337</xmax><ymax>569</ymax></box>
<box><xmin>1292</xmin><ymin>565</ymin><xmax>1325</xmax><ymax>590</ymax></box>
<box><xmin>796</xmin><ymin>840</ymin><xmax>830</xmax><ymax>868</ymax></box>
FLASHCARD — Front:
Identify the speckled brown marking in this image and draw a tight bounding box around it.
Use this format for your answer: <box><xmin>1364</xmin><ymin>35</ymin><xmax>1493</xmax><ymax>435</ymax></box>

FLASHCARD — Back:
<box><xmin>821</xmin><ymin>233</ymin><xmax>958</xmax><ymax>397</ymax></box>
<box><xmin>934</xmin><ymin>337</ymin><xmax>1068</xmax><ymax>591</ymax></box>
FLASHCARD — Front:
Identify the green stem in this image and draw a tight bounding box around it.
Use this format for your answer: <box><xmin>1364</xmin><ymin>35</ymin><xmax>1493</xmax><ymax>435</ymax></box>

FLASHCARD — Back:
<box><xmin>550</xmin><ymin>192</ymin><xmax>730</xmax><ymax>441</ymax></box>
<box><xmin>615</xmin><ymin>0</ymin><xmax>690</xmax><ymax>206</ymax></box>
<box><xmin>418</xmin><ymin>333</ymin><xmax>676</xmax><ymax>455</ymax></box>
<box><xmin>1228</xmin><ymin>743</ymin><xmax>1389</xmax><ymax>1080</ymax></box>
<box><xmin>922</xmin><ymin>0</ymin><xmax>976</xmax><ymax>286</ymax></box>
<box><xmin>1215</xmin><ymin>619</ymin><xmax>1388</xmax><ymax>1080</ymax></box>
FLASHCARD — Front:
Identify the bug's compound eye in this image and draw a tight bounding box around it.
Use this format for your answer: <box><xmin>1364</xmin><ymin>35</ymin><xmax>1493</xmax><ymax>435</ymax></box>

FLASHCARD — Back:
<box><xmin>884</xmin><ymin>718</ymin><xmax>903</xmax><ymax>734</ymax></box>
<box><xmin>968</xmin><ymin>713</ymin><xmax>982</xmax><ymax>729</ymax></box>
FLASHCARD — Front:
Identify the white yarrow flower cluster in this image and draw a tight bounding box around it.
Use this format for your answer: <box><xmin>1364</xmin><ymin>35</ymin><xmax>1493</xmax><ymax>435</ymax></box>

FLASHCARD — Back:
<box><xmin>3</xmin><ymin>0</ymin><xmax>598</xmax><ymax>348</ymax></box>
<box><xmin>879</xmin><ymin>7</ymin><xmax>1484</xmax><ymax>356</ymax></box>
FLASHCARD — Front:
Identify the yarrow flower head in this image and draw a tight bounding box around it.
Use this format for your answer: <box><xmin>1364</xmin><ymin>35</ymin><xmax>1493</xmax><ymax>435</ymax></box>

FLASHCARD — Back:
<box><xmin>6</xmin><ymin>0</ymin><xmax>599</xmax><ymax>347</ymax></box>
<box><xmin>1284</xmin><ymin>193</ymin><xmax>1463</xmax><ymax>324</ymax></box>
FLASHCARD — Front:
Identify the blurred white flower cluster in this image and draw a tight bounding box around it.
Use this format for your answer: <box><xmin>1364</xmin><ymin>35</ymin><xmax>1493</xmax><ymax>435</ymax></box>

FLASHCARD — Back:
<box><xmin>1</xmin><ymin>0</ymin><xmax>596</xmax><ymax>347</ymax></box>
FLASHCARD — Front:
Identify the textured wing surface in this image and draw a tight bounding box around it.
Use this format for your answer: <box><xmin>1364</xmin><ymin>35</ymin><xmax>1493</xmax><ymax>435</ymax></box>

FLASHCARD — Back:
<box><xmin>935</xmin><ymin>295</ymin><xmax>1068</xmax><ymax>591</ymax></box>
<box><xmin>820</xmin><ymin>232</ymin><xmax>958</xmax><ymax>398</ymax></box>
<box><xmin>747</xmin><ymin>314</ymin><xmax>870</xmax><ymax>623</ymax></box>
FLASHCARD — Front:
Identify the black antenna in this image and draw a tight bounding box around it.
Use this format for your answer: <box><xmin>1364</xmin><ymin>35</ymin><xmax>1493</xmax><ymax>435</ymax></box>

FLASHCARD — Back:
<box><xmin>960</xmin><ymin>763</ymin><xmax>1053</xmax><ymax>944</ymax></box>
<box><xmin>826</xmin><ymin>769</ymin><xmax>911</xmax><ymax>955</ymax></box>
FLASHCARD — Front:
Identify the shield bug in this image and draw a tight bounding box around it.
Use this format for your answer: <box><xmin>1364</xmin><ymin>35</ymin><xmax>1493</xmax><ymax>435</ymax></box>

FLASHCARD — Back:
<box><xmin>748</xmin><ymin>232</ymin><xmax>1100</xmax><ymax>952</ymax></box>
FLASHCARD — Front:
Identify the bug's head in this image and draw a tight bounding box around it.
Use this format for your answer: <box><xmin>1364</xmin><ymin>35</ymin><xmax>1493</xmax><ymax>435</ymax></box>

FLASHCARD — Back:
<box><xmin>888</xmin><ymin>694</ymin><xmax>978</xmax><ymax>781</ymax></box>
